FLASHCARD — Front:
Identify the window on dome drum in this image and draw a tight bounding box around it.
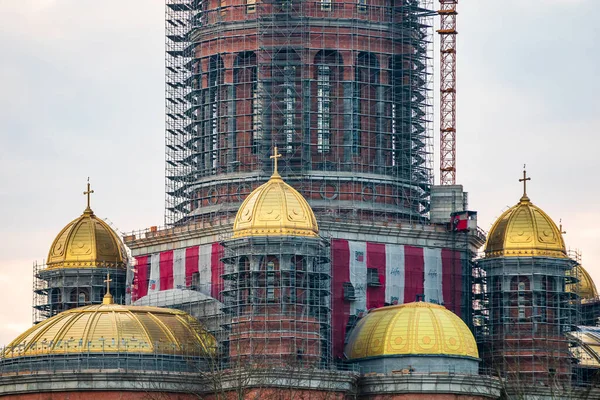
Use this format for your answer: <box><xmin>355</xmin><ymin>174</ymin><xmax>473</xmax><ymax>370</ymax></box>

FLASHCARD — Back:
<box><xmin>357</xmin><ymin>0</ymin><xmax>367</xmax><ymax>12</ymax></box>
<box><xmin>246</xmin><ymin>0</ymin><xmax>256</xmax><ymax>13</ymax></box>
<box><xmin>209</xmin><ymin>55</ymin><xmax>224</xmax><ymax>172</ymax></box>
<box><xmin>321</xmin><ymin>0</ymin><xmax>331</xmax><ymax>11</ymax></box>
<box><xmin>284</xmin><ymin>65</ymin><xmax>296</xmax><ymax>153</ymax></box>
<box><xmin>317</xmin><ymin>64</ymin><xmax>331</xmax><ymax>153</ymax></box>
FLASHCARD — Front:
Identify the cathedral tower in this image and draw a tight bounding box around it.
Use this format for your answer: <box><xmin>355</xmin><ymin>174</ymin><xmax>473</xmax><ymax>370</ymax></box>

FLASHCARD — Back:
<box><xmin>477</xmin><ymin>170</ymin><xmax>577</xmax><ymax>389</ymax></box>
<box><xmin>33</xmin><ymin>183</ymin><xmax>128</xmax><ymax>323</ymax></box>
<box><xmin>221</xmin><ymin>148</ymin><xmax>331</xmax><ymax>366</ymax></box>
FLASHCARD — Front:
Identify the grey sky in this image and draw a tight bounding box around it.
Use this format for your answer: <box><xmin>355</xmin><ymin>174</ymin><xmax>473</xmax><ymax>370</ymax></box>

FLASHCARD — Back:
<box><xmin>0</xmin><ymin>0</ymin><xmax>597</xmax><ymax>345</ymax></box>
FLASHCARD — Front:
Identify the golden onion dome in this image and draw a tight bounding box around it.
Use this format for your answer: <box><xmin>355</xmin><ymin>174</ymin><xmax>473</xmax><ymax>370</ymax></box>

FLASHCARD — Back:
<box><xmin>345</xmin><ymin>302</ymin><xmax>479</xmax><ymax>360</ymax></box>
<box><xmin>47</xmin><ymin>183</ymin><xmax>127</xmax><ymax>269</ymax></box>
<box><xmin>3</xmin><ymin>295</ymin><xmax>215</xmax><ymax>358</ymax></box>
<box><xmin>233</xmin><ymin>147</ymin><xmax>318</xmax><ymax>239</ymax></box>
<box><xmin>567</xmin><ymin>265</ymin><xmax>598</xmax><ymax>301</ymax></box>
<box><xmin>484</xmin><ymin>172</ymin><xmax>566</xmax><ymax>259</ymax></box>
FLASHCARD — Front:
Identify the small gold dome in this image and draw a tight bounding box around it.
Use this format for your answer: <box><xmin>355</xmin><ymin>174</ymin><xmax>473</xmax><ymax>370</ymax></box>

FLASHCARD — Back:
<box><xmin>484</xmin><ymin>197</ymin><xmax>566</xmax><ymax>259</ymax></box>
<box><xmin>233</xmin><ymin>148</ymin><xmax>318</xmax><ymax>239</ymax></box>
<box><xmin>3</xmin><ymin>302</ymin><xmax>215</xmax><ymax>358</ymax></box>
<box><xmin>47</xmin><ymin>195</ymin><xmax>126</xmax><ymax>269</ymax></box>
<box><xmin>345</xmin><ymin>302</ymin><xmax>478</xmax><ymax>360</ymax></box>
<box><xmin>567</xmin><ymin>265</ymin><xmax>598</xmax><ymax>301</ymax></box>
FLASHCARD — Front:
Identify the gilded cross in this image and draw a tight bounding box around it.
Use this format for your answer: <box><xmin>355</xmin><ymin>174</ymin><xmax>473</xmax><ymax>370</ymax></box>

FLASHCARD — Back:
<box><xmin>559</xmin><ymin>219</ymin><xmax>567</xmax><ymax>235</ymax></box>
<box><xmin>519</xmin><ymin>165</ymin><xmax>531</xmax><ymax>200</ymax></box>
<box><xmin>83</xmin><ymin>178</ymin><xmax>94</xmax><ymax>210</ymax></box>
<box><xmin>104</xmin><ymin>273</ymin><xmax>112</xmax><ymax>294</ymax></box>
<box><xmin>270</xmin><ymin>146</ymin><xmax>282</xmax><ymax>176</ymax></box>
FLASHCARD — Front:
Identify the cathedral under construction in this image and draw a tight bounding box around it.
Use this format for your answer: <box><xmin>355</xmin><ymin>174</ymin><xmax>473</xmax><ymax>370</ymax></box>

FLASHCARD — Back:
<box><xmin>1</xmin><ymin>1</ymin><xmax>600</xmax><ymax>399</ymax></box>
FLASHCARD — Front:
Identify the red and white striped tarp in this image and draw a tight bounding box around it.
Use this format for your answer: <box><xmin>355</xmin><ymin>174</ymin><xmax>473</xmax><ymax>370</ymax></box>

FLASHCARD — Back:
<box><xmin>131</xmin><ymin>243</ymin><xmax>224</xmax><ymax>302</ymax></box>
<box><xmin>330</xmin><ymin>239</ymin><xmax>464</xmax><ymax>358</ymax></box>
<box><xmin>130</xmin><ymin>239</ymin><xmax>465</xmax><ymax>359</ymax></box>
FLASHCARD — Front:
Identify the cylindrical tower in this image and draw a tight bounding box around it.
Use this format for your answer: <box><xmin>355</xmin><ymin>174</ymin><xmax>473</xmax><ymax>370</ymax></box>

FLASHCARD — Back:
<box><xmin>221</xmin><ymin>153</ymin><xmax>331</xmax><ymax>366</ymax></box>
<box><xmin>477</xmin><ymin>179</ymin><xmax>577</xmax><ymax>389</ymax></box>
<box><xmin>165</xmin><ymin>0</ymin><xmax>434</xmax><ymax>226</ymax></box>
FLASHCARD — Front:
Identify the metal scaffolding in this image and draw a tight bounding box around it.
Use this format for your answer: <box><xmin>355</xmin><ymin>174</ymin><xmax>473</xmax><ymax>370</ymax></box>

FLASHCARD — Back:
<box><xmin>221</xmin><ymin>236</ymin><xmax>332</xmax><ymax>367</ymax></box>
<box><xmin>475</xmin><ymin>255</ymin><xmax>579</xmax><ymax>390</ymax></box>
<box><xmin>164</xmin><ymin>0</ymin><xmax>435</xmax><ymax>227</ymax></box>
<box><xmin>32</xmin><ymin>262</ymin><xmax>127</xmax><ymax>325</ymax></box>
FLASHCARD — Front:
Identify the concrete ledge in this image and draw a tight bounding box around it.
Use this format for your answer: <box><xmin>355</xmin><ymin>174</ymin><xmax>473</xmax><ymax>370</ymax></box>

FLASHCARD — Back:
<box><xmin>0</xmin><ymin>368</ymin><xmax>359</xmax><ymax>396</ymax></box>
<box><xmin>358</xmin><ymin>374</ymin><xmax>502</xmax><ymax>399</ymax></box>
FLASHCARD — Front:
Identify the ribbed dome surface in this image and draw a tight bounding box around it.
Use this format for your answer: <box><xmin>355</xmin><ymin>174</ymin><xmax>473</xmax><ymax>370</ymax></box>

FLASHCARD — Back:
<box><xmin>484</xmin><ymin>197</ymin><xmax>566</xmax><ymax>259</ymax></box>
<box><xmin>47</xmin><ymin>208</ymin><xmax>127</xmax><ymax>269</ymax></box>
<box><xmin>3</xmin><ymin>303</ymin><xmax>215</xmax><ymax>358</ymax></box>
<box><xmin>345</xmin><ymin>302</ymin><xmax>478</xmax><ymax>360</ymax></box>
<box><xmin>233</xmin><ymin>173</ymin><xmax>318</xmax><ymax>239</ymax></box>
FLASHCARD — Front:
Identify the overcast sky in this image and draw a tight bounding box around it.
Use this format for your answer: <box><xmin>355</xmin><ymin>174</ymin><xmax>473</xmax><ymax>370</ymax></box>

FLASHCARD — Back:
<box><xmin>0</xmin><ymin>0</ymin><xmax>598</xmax><ymax>345</ymax></box>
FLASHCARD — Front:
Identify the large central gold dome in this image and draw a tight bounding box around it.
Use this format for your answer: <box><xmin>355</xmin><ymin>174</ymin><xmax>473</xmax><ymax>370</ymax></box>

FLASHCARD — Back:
<box><xmin>484</xmin><ymin>195</ymin><xmax>566</xmax><ymax>259</ymax></box>
<box><xmin>4</xmin><ymin>300</ymin><xmax>215</xmax><ymax>358</ymax></box>
<box><xmin>233</xmin><ymin>148</ymin><xmax>318</xmax><ymax>239</ymax></box>
<box><xmin>345</xmin><ymin>302</ymin><xmax>478</xmax><ymax>360</ymax></box>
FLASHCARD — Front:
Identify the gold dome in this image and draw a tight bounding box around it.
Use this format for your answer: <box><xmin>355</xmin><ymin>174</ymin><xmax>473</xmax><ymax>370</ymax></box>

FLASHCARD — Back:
<box><xmin>3</xmin><ymin>299</ymin><xmax>215</xmax><ymax>358</ymax></box>
<box><xmin>484</xmin><ymin>188</ymin><xmax>566</xmax><ymax>259</ymax></box>
<box><xmin>567</xmin><ymin>265</ymin><xmax>598</xmax><ymax>301</ymax></box>
<box><xmin>345</xmin><ymin>302</ymin><xmax>479</xmax><ymax>360</ymax></box>
<box><xmin>47</xmin><ymin>184</ymin><xmax>126</xmax><ymax>269</ymax></box>
<box><xmin>233</xmin><ymin>147</ymin><xmax>318</xmax><ymax>239</ymax></box>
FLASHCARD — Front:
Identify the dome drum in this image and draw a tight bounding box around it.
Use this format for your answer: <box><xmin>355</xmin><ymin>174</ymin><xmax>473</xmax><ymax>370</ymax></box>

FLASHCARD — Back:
<box><xmin>350</xmin><ymin>354</ymin><xmax>479</xmax><ymax>375</ymax></box>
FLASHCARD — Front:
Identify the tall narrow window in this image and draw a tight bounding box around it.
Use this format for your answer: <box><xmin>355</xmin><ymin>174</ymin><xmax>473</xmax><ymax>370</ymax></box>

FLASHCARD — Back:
<box><xmin>253</xmin><ymin>80</ymin><xmax>261</xmax><ymax>153</ymax></box>
<box><xmin>284</xmin><ymin>65</ymin><xmax>296</xmax><ymax>153</ymax></box>
<box><xmin>209</xmin><ymin>56</ymin><xmax>224</xmax><ymax>172</ymax></box>
<box><xmin>317</xmin><ymin>65</ymin><xmax>331</xmax><ymax>153</ymax></box>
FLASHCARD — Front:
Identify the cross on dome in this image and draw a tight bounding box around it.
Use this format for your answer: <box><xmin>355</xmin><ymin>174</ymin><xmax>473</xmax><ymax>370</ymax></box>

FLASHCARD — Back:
<box><xmin>270</xmin><ymin>147</ymin><xmax>282</xmax><ymax>177</ymax></box>
<box><xmin>103</xmin><ymin>273</ymin><xmax>114</xmax><ymax>305</ymax></box>
<box><xmin>519</xmin><ymin>165</ymin><xmax>531</xmax><ymax>202</ymax></box>
<box><xmin>83</xmin><ymin>178</ymin><xmax>95</xmax><ymax>213</ymax></box>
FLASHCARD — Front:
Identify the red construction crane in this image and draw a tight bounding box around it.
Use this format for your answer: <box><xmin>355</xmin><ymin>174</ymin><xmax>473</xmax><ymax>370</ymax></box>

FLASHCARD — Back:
<box><xmin>438</xmin><ymin>0</ymin><xmax>458</xmax><ymax>185</ymax></box>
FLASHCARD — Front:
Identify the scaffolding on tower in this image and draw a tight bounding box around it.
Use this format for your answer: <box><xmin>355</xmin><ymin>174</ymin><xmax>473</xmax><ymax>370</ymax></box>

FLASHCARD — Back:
<box><xmin>163</xmin><ymin>0</ymin><xmax>436</xmax><ymax>227</ymax></box>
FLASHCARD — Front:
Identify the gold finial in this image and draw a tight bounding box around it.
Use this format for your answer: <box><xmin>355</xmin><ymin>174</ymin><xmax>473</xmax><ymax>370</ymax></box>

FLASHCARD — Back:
<box><xmin>103</xmin><ymin>273</ymin><xmax>114</xmax><ymax>305</ymax></box>
<box><xmin>83</xmin><ymin>178</ymin><xmax>95</xmax><ymax>213</ymax></box>
<box><xmin>270</xmin><ymin>146</ymin><xmax>282</xmax><ymax>177</ymax></box>
<box><xmin>519</xmin><ymin>165</ymin><xmax>531</xmax><ymax>202</ymax></box>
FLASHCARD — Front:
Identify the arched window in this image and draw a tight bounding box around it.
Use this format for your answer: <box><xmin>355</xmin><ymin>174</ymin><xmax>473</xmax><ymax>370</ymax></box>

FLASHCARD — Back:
<box><xmin>271</xmin><ymin>50</ymin><xmax>301</xmax><ymax>155</ymax></box>
<box><xmin>234</xmin><ymin>52</ymin><xmax>259</xmax><ymax>157</ymax></box>
<box><xmin>390</xmin><ymin>55</ymin><xmax>407</xmax><ymax>171</ymax></box>
<box><xmin>355</xmin><ymin>53</ymin><xmax>380</xmax><ymax>157</ymax></box>
<box><xmin>208</xmin><ymin>55</ymin><xmax>224</xmax><ymax>172</ymax></box>
<box><xmin>314</xmin><ymin>50</ymin><xmax>343</xmax><ymax>155</ymax></box>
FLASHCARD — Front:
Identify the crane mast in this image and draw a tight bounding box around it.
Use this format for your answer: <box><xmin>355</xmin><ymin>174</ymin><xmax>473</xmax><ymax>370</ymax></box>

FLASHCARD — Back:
<box><xmin>438</xmin><ymin>0</ymin><xmax>458</xmax><ymax>185</ymax></box>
